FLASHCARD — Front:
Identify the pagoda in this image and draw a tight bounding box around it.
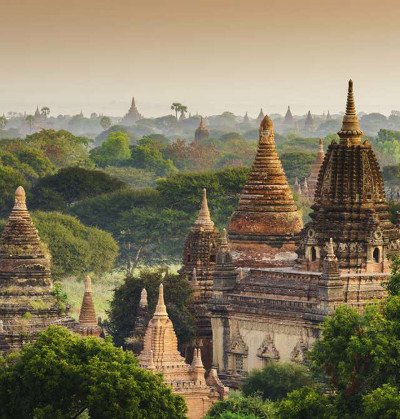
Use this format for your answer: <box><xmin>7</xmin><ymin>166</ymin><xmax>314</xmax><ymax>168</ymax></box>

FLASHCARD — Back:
<box><xmin>303</xmin><ymin>110</ymin><xmax>315</xmax><ymax>133</ymax></box>
<box><xmin>138</xmin><ymin>284</ymin><xmax>227</xmax><ymax>419</ymax></box>
<box><xmin>194</xmin><ymin>117</ymin><xmax>209</xmax><ymax>141</ymax></box>
<box><xmin>243</xmin><ymin>112</ymin><xmax>250</xmax><ymax>124</ymax></box>
<box><xmin>180</xmin><ymin>189</ymin><xmax>220</xmax><ymax>369</ymax></box>
<box><xmin>228</xmin><ymin>115</ymin><xmax>303</xmax><ymax>267</ymax></box>
<box><xmin>76</xmin><ymin>276</ymin><xmax>101</xmax><ymax>337</ymax></box>
<box><xmin>297</xmin><ymin>80</ymin><xmax>400</xmax><ymax>272</ymax></box>
<box><xmin>305</xmin><ymin>139</ymin><xmax>325</xmax><ymax>199</ymax></box>
<box><xmin>121</xmin><ymin>96</ymin><xmax>143</xmax><ymax>125</ymax></box>
<box><xmin>0</xmin><ymin>187</ymin><xmax>71</xmax><ymax>351</ymax></box>
<box><xmin>256</xmin><ymin>108</ymin><xmax>265</xmax><ymax>124</ymax></box>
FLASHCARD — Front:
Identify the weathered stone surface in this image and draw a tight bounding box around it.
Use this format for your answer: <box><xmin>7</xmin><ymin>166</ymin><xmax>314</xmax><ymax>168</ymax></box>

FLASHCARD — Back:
<box><xmin>228</xmin><ymin>115</ymin><xmax>303</xmax><ymax>267</ymax></box>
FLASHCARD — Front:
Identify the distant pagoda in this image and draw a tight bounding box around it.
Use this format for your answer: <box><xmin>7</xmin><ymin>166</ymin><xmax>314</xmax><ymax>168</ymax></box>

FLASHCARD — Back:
<box><xmin>228</xmin><ymin>115</ymin><xmax>303</xmax><ymax>267</ymax></box>
<box><xmin>256</xmin><ymin>108</ymin><xmax>265</xmax><ymax>124</ymax></box>
<box><xmin>138</xmin><ymin>284</ymin><xmax>226</xmax><ymax>419</ymax></box>
<box><xmin>297</xmin><ymin>80</ymin><xmax>400</xmax><ymax>272</ymax></box>
<box><xmin>76</xmin><ymin>276</ymin><xmax>101</xmax><ymax>337</ymax></box>
<box><xmin>0</xmin><ymin>187</ymin><xmax>72</xmax><ymax>351</ymax></box>
<box><xmin>306</xmin><ymin>139</ymin><xmax>325</xmax><ymax>199</ymax></box>
<box><xmin>194</xmin><ymin>117</ymin><xmax>209</xmax><ymax>141</ymax></box>
<box><xmin>243</xmin><ymin>112</ymin><xmax>250</xmax><ymax>124</ymax></box>
<box><xmin>283</xmin><ymin>106</ymin><xmax>294</xmax><ymax>125</ymax></box>
<box><xmin>303</xmin><ymin>110</ymin><xmax>315</xmax><ymax>133</ymax></box>
<box><xmin>121</xmin><ymin>96</ymin><xmax>143</xmax><ymax>125</ymax></box>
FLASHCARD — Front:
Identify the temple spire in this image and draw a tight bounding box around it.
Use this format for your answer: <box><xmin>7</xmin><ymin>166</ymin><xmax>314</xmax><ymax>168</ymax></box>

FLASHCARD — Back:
<box><xmin>78</xmin><ymin>275</ymin><xmax>98</xmax><ymax>327</ymax></box>
<box><xmin>194</xmin><ymin>189</ymin><xmax>214</xmax><ymax>230</ymax></box>
<box><xmin>154</xmin><ymin>283</ymin><xmax>168</xmax><ymax>317</ymax></box>
<box><xmin>338</xmin><ymin>79</ymin><xmax>363</xmax><ymax>144</ymax></box>
<box><xmin>14</xmin><ymin>186</ymin><xmax>27</xmax><ymax>211</ymax></box>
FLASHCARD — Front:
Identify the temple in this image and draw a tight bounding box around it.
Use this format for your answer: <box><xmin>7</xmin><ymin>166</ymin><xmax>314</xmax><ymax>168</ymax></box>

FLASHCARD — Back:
<box><xmin>180</xmin><ymin>189</ymin><xmax>220</xmax><ymax>369</ymax></box>
<box><xmin>303</xmin><ymin>110</ymin><xmax>315</xmax><ymax>134</ymax></box>
<box><xmin>209</xmin><ymin>80</ymin><xmax>400</xmax><ymax>388</ymax></box>
<box><xmin>0</xmin><ymin>187</ymin><xmax>73</xmax><ymax>352</ymax></box>
<box><xmin>281</xmin><ymin>105</ymin><xmax>296</xmax><ymax>132</ymax></box>
<box><xmin>228</xmin><ymin>115</ymin><xmax>303</xmax><ymax>267</ymax></box>
<box><xmin>138</xmin><ymin>284</ymin><xmax>227</xmax><ymax>419</ymax></box>
<box><xmin>256</xmin><ymin>108</ymin><xmax>264</xmax><ymax>124</ymax></box>
<box><xmin>121</xmin><ymin>96</ymin><xmax>143</xmax><ymax>125</ymax></box>
<box><xmin>194</xmin><ymin>117</ymin><xmax>210</xmax><ymax>141</ymax></box>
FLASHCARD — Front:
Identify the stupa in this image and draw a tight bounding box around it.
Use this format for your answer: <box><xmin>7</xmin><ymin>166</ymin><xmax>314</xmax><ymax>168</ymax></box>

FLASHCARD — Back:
<box><xmin>76</xmin><ymin>276</ymin><xmax>101</xmax><ymax>337</ymax></box>
<box><xmin>303</xmin><ymin>110</ymin><xmax>315</xmax><ymax>133</ymax></box>
<box><xmin>121</xmin><ymin>96</ymin><xmax>143</xmax><ymax>125</ymax></box>
<box><xmin>194</xmin><ymin>117</ymin><xmax>209</xmax><ymax>141</ymax></box>
<box><xmin>180</xmin><ymin>189</ymin><xmax>220</xmax><ymax>369</ymax></box>
<box><xmin>0</xmin><ymin>187</ymin><xmax>72</xmax><ymax>351</ymax></box>
<box><xmin>138</xmin><ymin>284</ymin><xmax>227</xmax><ymax>419</ymax></box>
<box><xmin>228</xmin><ymin>115</ymin><xmax>303</xmax><ymax>267</ymax></box>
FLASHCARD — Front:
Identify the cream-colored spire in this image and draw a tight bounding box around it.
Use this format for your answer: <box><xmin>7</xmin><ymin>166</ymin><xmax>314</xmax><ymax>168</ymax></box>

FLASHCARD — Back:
<box><xmin>325</xmin><ymin>238</ymin><xmax>338</xmax><ymax>261</ymax></box>
<box><xmin>139</xmin><ymin>288</ymin><xmax>148</xmax><ymax>308</ymax></box>
<box><xmin>0</xmin><ymin>320</ymin><xmax>3</xmax><ymax>333</ymax></box>
<box><xmin>191</xmin><ymin>346</ymin><xmax>198</xmax><ymax>368</ymax></box>
<box><xmin>338</xmin><ymin>80</ymin><xmax>363</xmax><ymax>144</ymax></box>
<box><xmin>84</xmin><ymin>275</ymin><xmax>92</xmax><ymax>293</ymax></box>
<box><xmin>194</xmin><ymin>188</ymin><xmax>214</xmax><ymax>230</ymax></box>
<box><xmin>154</xmin><ymin>283</ymin><xmax>168</xmax><ymax>317</ymax></box>
<box><xmin>195</xmin><ymin>348</ymin><xmax>204</xmax><ymax>368</ymax></box>
<box><xmin>14</xmin><ymin>186</ymin><xmax>27</xmax><ymax>210</ymax></box>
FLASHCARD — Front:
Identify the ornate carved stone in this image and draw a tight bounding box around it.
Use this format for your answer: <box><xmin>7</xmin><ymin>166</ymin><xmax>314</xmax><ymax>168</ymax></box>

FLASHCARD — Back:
<box><xmin>257</xmin><ymin>335</ymin><xmax>280</xmax><ymax>361</ymax></box>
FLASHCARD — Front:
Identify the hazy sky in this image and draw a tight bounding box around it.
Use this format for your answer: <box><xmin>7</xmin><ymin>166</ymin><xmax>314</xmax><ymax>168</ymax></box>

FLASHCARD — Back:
<box><xmin>1</xmin><ymin>0</ymin><xmax>399</xmax><ymax>117</ymax></box>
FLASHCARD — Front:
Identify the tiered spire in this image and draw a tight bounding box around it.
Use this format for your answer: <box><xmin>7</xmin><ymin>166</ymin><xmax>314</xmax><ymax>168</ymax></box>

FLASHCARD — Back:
<box><xmin>154</xmin><ymin>283</ymin><xmax>168</xmax><ymax>317</ymax></box>
<box><xmin>228</xmin><ymin>114</ymin><xmax>303</xmax><ymax>266</ymax></box>
<box><xmin>283</xmin><ymin>106</ymin><xmax>294</xmax><ymax>125</ymax></box>
<box><xmin>304</xmin><ymin>110</ymin><xmax>315</xmax><ymax>132</ymax></box>
<box><xmin>78</xmin><ymin>276</ymin><xmax>98</xmax><ymax>327</ymax></box>
<box><xmin>194</xmin><ymin>189</ymin><xmax>214</xmax><ymax>231</ymax></box>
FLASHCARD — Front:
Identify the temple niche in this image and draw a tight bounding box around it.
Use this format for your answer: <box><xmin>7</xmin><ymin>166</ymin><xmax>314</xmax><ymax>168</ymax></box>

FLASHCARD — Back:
<box><xmin>209</xmin><ymin>80</ymin><xmax>400</xmax><ymax>388</ymax></box>
<box><xmin>138</xmin><ymin>284</ymin><xmax>227</xmax><ymax>419</ymax></box>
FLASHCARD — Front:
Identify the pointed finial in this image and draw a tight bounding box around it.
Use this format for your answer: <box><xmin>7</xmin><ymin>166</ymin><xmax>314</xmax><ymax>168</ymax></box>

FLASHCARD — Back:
<box><xmin>319</xmin><ymin>138</ymin><xmax>323</xmax><ymax>148</ymax></box>
<box><xmin>327</xmin><ymin>238</ymin><xmax>334</xmax><ymax>257</ymax></box>
<box><xmin>338</xmin><ymin>80</ymin><xmax>363</xmax><ymax>143</ymax></box>
<box><xmin>84</xmin><ymin>275</ymin><xmax>92</xmax><ymax>293</ymax></box>
<box><xmin>194</xmin><ymin>188</ymin><xmax>214</xmax><ymax>229</ymax></box>
<box><xmin>14</xmin><ymin>186</ymin><xmax>27</xmax><ymax>210</ymax></box>
<box><xmin>154</xmin><ymin>283</ymin><xmax>168</xmax><ymax>317</ymax></box>
<box><xmin>191</xmin><ymin>347</ymin><xmax>198</xmax><ymax>368</ymax></box>
<box><xmin>139</xmin><ymin>288</ymin><xmax>148</xmax><ymax>307</ymax></box>
<box><xmin>195</xmin><ymin>348</ymin><xmax>204</xmax><ymax>368</ymax></box>
<box><xmin>221</xmin><ymin>228</ymin><xmax>228</xmax><ymax>246</ymax></box>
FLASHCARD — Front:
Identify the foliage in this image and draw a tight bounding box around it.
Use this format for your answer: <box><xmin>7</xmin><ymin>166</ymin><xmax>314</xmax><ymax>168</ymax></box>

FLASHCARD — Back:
<box><xmin>383</xmin><ymin>256</ymin><xmax>400</xmax><ymax>296</ymax></box>
<box><xmin>30</xmin><ymin>166</ymin><xmax>127</xmax><ymax>211</ymax></box>
<box><xmin>32</xmin><ymin>211</ymin><xmax>118</xmax><ymax>277</ymax></box>
<box><xmin>276</xmin><ymin>387</ymin><xmax>336</xmax><ymax>419</ymax></box>
<box><xmin>242</xmin><ymin>362</ymin><xmax>314</xmax><ymax>401</ymax></box>
<box><xmin>25</xmin><ymin>129</ymin><xmax>91</xmax><ymax>168</ymax></box>
<box><xmin>0</xmin><ymin>165</ymin><xmax>26</xmax><ymax>214</ymax></box>
<box><xmin>280</xmin><ymin>152</ymin><xmax>315</xmax><ymax>182</ymax></box>
<box><xmin>206</xmin><ymin>393</ymin><xmax>275</xmax><ymax>419</ymax></box>
<box><xmin>100</xmin><ymin>115</ymin><xmax>111</xmax><ymax>130</ymax></box>
<box><xmin>90</xmin><ymin>131</ymin><xmax>131</xmax><ymax>167</ymax></box>
<box><xmin>0</xmin><ymin>326</ymin><xmax>187</xmax><ymax>418</ymax></box>
<box><xmin>103</xmin><ymin>166</ymin><xmax>157</xmax><ymax>189</ymax></box>
<box><xmin>108</xmin><ymin>269</ymin><xmax>195</xmax><ymax>348</ymax></box>
<box><xmin>362</xmin><ymin>384</ymin><xmax>400</xmax><ymax>419</ymax></box>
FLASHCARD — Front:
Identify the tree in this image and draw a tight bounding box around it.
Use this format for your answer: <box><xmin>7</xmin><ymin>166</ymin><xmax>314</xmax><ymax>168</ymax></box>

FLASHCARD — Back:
<box><xmin>30</xmin><ymin>167</ymin><xmax>127</xmax><ymax>211</ymax></box>
<box><xmin>0</xmin><ymin>115</ymin><xmax>7</xmax><ymax>130</ymax></box>
<box><xmin>280</xmin><ymin>152</ymin><xmax>315</xmax><ymax>183</ymax></box>
<box><xmin>171</xmin><ymin>102</ymin><xmax>182</xmax><ymax>121</ymax></box>
<box><xmin>362</xmin><ymin>384</ymin><xmax>400</xmax><ymax>419</ymax></box>
<box><xmin>90</xmin><ymin>131</ymin><xmax>131</xmax><ymax>167</ymax></box>
<box><xmin>108</xmin><ymin>269</ymin><xmax>196</xmax><ymax>348</ymax></box>
<box><xmin>31</xmin><ymin>211</ymin><xmax>118</xmax><ymax>277</ymax></box>
<box><xmin>206</xmin><ymin>394</ymin><xmax>275</xmax><ymax>419</ymax></box>
<box><xmin>40</xmin><ymin>106</ymin><xmax>50</xmax><ymax>118</ymax></box>
<box><xmin>383</xmin><ymin>256</ymin><xmax>400</xmax><ymax>296</ymax></box>
<box><xmin>0</xmin><ymin>165</ymin><xmax>26</xmax><ymax>214</ymax></box>
<box><xmin>100</xmin><ymin>116</ymin><xmax>112</xmax><ymax>130</ymax></box>
<box><xmin>242</xmin><ymin>362</ymin><xmax>314</xmax><ymax>401</ymax></box>
<box><xmin>25</xmin><ymin>114</ymin><xmax>35</xmax><ymax>133</ymax></box>
<box><xmin>0</xmin><ymin>326</ymin><xmax>187</xmax><ymax>418</ymax></box>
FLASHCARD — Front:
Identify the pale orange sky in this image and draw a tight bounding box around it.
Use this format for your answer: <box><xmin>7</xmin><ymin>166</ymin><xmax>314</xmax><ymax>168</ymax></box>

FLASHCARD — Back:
<box><xmin>1</xmin><ymin>0</ymin><xmax>399</xmax><ymax>117</ymax></box>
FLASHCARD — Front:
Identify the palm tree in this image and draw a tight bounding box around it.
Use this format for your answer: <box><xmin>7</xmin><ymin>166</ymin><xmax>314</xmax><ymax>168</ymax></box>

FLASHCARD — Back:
<box><xmin>171</xmin><ymin>103</ymin><xmax>182</xmax><ymax>121</ymax></box>
<box><xmin>179</xmin><ymin>105</ymin><xmax>188</xmax><ymax>120</ymax></box>
<box><xmin>41</xmin><ymin>107</ymin><xmax>50</xmax><ymax>118</ymax></box>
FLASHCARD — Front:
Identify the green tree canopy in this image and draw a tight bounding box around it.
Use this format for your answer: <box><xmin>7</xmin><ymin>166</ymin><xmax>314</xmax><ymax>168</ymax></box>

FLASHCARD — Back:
<box><xmin>242</xmin><ymin>362</ymin><xmax>314</xmax><ymax>401</ymax></box>
<box><xmin>280</xmin><ymin>151</ymin><xmax>315</xmax><ymax>183</ymax></box>
<box><xmin>108</xmin><ymin>269</ymin><xmax>195</xmax><ymax>348</ymax></box>
<box><xmin>30</xmin><ymin>167</ymin><xmax>127</xmax><ymax>211</ymax></box>
<box><xmin>90</xmin><ymin>131</ymin><xmax>132</xmax><ymax>167</ymax></box>
<box><xmin>0</xmin><ymin>326</ymin><xmax>187</xmax><ymax>418</ymax></box>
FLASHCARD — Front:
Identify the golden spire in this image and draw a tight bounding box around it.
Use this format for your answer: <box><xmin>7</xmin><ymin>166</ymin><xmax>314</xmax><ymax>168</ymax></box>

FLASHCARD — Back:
<box><xmin>338</xmin><ymin>79</ymin><xmax>363</xmax><ymax>144</ymax></box>
<box><xmin>154</xmin><ymin>283</ymin><xmax>168</xmax><ymax>317</ymax></box>
<box><xmin>194</xmin><ymin>188</ymin><xmax>214</xmax><ymax>230</ymax></box>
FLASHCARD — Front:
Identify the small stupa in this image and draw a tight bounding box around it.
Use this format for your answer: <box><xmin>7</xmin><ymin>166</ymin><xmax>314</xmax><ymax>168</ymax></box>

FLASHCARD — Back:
<box><xmin>194</xmin><ymin>117</ymin><xmax>209</xmax><ymax>141</ymax></box>
<box><xmin>76</xmin><ymin>276</ymin><xmax>101</xmax><ymax>337</ymax></box>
